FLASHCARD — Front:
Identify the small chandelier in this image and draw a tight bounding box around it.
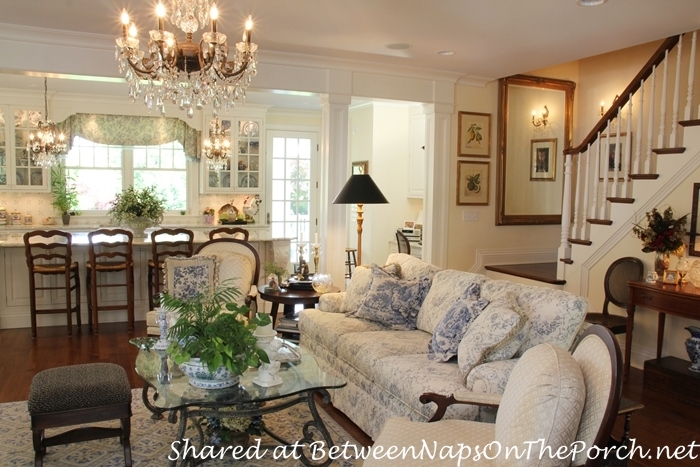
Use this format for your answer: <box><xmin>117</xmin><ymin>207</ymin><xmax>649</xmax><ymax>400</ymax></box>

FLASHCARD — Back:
<box><xmin>203</xmin><ymin>118</ymin><xmax>231</xmax><ymax>171</ymax></box>
<box><xmin>116</xmin><ymin>0</ymin><xmax>258</xmax><ymax>118</ymax></box>
<box><xmin>27</xmin><ymin>78</ymin><xmax>67</xmax><ymax>168</ymax></box>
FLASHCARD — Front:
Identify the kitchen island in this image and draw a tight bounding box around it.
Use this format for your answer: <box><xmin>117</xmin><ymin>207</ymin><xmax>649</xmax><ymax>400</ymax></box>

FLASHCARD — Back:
<box><xmin>0</xmin><ymin>225</ymin><xmax>291</xmax><ymax>330</ymax></box>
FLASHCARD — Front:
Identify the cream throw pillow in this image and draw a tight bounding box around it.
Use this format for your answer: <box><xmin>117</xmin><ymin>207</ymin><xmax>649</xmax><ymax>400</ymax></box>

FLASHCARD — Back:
<box><xmin>341</xmin><ymin>263</ymin><xmax>401</xmax><ymax>313</ymax></box>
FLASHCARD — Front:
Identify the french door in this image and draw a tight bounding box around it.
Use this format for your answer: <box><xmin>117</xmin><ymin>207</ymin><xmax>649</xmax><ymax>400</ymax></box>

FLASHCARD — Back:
<box><xmin>267</xmin><ymin>130</ymin><xmax>318</xmax><ymax>266</ymax></box>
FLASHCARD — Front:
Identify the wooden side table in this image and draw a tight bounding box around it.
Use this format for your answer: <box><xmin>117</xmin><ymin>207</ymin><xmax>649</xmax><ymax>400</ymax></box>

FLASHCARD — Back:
<box><xmin>259</xmin><ymin>286</ymin><xmax>340</xmax><ymax>339</ymax></box>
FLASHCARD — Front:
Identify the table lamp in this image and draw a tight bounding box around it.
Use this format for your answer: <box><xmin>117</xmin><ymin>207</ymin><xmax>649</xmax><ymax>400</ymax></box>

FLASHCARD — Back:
<box><xmin>333</xmin><ymin>174</ymin><xmax>388</xmax><ymax>265</ymax></box>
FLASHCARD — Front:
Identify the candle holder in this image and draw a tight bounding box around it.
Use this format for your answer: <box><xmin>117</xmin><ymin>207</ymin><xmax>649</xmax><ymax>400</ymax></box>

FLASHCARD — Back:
<box><xmin>154</xmin><ymin>307</ymin><xmax>170</xmax><ymax>351</ymax></box>
<box><xmin>313</xmin><ymin>245</ymin><xmax>320</xmax><ymax>274</ymax></box>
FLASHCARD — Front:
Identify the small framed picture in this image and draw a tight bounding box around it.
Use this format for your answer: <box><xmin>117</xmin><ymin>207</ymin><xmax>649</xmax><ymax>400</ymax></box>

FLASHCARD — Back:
<box><xmin>530</xmin><ymin>138</ymin><xmax>557</xmax><ymax>181</ymax></box>
<box><xmin>352</xmin><ymin>161</ymin><xmax>369</xmax><ymax>175</ymax></box>
<box><xmin>458</xmin><ymin>111</ymin><xmax>491</xmax><ymax>157</ymax></box>
<box><xmin>403</xmin><ymin>221</ymin><xmax>415</xmax><ymax>229</ymax></box>
<box><xmin>662</xmin><ymin>270</ymin><xmax>679</xmax><ymax>285</ymax></box>
<box><xmin>599</xmin><ymin>133</ymin><xmax>631</xmax><ymax>181</ymax></box>
<box><xmin>457</xmin><ymin>161</ymin><xmax>489</xmax><ymax>205</ymax></box>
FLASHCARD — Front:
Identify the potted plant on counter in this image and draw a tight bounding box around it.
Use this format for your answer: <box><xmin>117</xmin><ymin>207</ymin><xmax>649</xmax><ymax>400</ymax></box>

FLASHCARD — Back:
<box><xmin>107</xmin><ymin>185</ymin><xmax>165</xmax><ymax>237</ymax></box>
<box><xmin>50</xmin><ymin>164</ymin><xmax>79</xmax><ymax>225</ymax></box>
<box><xmin>164</xmin><ymin>282</ymin><xmax>271</xmax><ymax>389</ymax></box>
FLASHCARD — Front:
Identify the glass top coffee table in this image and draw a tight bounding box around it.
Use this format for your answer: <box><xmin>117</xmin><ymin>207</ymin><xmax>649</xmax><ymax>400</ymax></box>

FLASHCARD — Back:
<box><xmin>130</xmin><ymin>337</ymin><xmax>346</xmax><ymax>467</ymax></box>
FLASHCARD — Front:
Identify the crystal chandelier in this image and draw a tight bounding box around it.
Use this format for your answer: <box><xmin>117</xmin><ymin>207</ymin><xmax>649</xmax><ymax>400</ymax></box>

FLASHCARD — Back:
<box><xmin>115</xmin><ymin>0</ymin><xmax>258</xmax><ymax>118</ymax></box>
<box><xmin>27</xmin><ymin>78</ymin><xmax>67</xmax><ymax>168</ymax></box>
<box><xmin>203</xmin><ymin>118</ymin><xmax>231</xmax><ymax>171</ymax></box>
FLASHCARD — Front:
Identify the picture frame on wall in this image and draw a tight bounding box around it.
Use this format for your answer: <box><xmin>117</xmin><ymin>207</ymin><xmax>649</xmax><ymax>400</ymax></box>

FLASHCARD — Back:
<box><xmin>530</xmin><ymin>138</ymin><xmax>557</xmax><ymax>181</ymax></box>
<box><xmin>598</xmin><ymin>132</ymin><xmax>631</xmax><ymax>181</ymax></box>
<box><xmin>458</xmin><ymin>111</ymin><xmax>491</xmax><ymax>157</ymax></box>
<box><xmin>457</xmin><ymin>161</ymin><xmax>489</xmax><ymax>205</ymax></box>
<box><xmin>352</xmin><ymin>160</ymin><xmax>369</xmax><ymax>175</ymax></box>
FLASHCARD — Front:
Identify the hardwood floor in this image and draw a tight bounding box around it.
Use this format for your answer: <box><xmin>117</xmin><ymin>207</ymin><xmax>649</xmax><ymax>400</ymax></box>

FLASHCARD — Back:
<box><xmin>1</xmin><ymin>322</ymin><xmax>697</xmax><ymax>466</ymax></box>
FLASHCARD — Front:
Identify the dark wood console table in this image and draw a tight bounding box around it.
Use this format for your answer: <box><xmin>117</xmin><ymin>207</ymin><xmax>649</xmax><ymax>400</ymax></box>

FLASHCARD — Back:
<box><xmin>625</xmin><ymin>280</ymin><xmax>700</xmax><ymax>379</ymax></box>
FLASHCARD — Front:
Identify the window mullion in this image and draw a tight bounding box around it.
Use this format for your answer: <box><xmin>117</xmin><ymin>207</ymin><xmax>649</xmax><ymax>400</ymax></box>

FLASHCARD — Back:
<box><xmin>123</xmin><ymin>147</ymin><xmax>134</xmax><ymax>188</ymax></box>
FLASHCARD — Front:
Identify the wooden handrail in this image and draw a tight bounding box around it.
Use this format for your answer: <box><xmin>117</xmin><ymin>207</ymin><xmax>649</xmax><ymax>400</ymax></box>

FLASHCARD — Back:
<box><xmin>564</xmin><ymin>34</ymin><xmax>681</xmax><ymax>156</ymax></box>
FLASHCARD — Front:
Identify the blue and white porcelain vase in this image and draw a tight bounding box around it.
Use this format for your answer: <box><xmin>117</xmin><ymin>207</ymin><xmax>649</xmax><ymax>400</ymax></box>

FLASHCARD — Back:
<box><xmin>685</xmin><ymin>326</ymin><xmax>700</xmax><ymax>373</ymax></box>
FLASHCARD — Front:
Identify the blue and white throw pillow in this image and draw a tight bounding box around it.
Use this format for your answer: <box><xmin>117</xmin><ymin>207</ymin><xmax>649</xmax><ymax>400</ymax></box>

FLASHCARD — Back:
<box><xmin>351</xmin><ymin>264</ymin><xmax>432</xmax><ymax>330</ymax></box>
<box><xmin>428</xmin><ymin>291</ymin><xmax>490</xmax><ymax>362</ymax></box>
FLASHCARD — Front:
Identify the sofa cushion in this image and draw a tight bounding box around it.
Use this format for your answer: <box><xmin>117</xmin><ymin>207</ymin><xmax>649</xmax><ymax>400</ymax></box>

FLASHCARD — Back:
<box><xmin>385</xmin><ymin>253</ymin><xmax>441</xmax><ymax>281</ymax></box>
<box><xmin>457</xmin><ymin>293</ymin><xmax>528</xmax><ymax>382</ymax></box>
<box><xmin>350</xmin><ymin>265</ymin><xmax>432</xmax><ymax>330</ymax></box>
<box><xmin>481</xmin><ymin>280</ymin><xmax>587</xmax><ymax>356</ymax></box>
<box><xmin>163</xmin><ymin>254</ymin><xmax>219</xmax><ymax>300</ymax></box>
<box><xmin>341</xmin><ymin>263</ymin><xmax>401</xmax><ymax>314</ymax></box>
<box><xmin>416</xmin><ymin>269</ymin><xmax>490</xmax><ymax>334</ymax></box>
<box><xmin>428</xmin><ymin>292</ymin><xmax>490</xmax><ymax>362</ymax></box>
<box><xmin>298</xmin><ymin>309</ymin><xmax>389</xmax><ymax>355</ymax></box>
<box><xmin>495</xmin><ymin>344</ymin><xmax>585</xmax><ymax>465</ymax></box>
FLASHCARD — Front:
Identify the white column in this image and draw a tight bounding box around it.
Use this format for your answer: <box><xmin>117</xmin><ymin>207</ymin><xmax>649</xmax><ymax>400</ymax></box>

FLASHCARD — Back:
<box><xmin>422</xmin><ymin>103</ymin><xmax>453</xmax><ymax>268</ymax></box>
<box><xmin>320</xmin><ymin>94</ymin><xmax>351</xmax><ymax>289</ymax></box>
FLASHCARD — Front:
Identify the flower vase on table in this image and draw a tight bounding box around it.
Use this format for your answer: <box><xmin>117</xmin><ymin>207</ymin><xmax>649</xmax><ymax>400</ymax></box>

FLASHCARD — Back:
<box><xmin>654</xmin><ymin>251</ymin><xmax>670</xmax><ymax>277</ymax></box>
<box><xmin>632</xmin><ymin>206</ymin><xmax>687</xmax><ymax>281</ymax></box>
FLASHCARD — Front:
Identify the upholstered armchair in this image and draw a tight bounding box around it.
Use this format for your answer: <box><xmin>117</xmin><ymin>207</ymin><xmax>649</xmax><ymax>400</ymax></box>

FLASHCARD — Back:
<box><xmin>365</xmin><ymin>325</ymin><xmax>622</xmax><ymax>467</ymax></box>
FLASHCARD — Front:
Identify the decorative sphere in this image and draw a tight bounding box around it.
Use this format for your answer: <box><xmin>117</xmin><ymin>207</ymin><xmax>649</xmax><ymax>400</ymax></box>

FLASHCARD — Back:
<box><xmin>312</xmin><ymin>273</ymin><xmax>333</xmax><ymax>293</ymax></box>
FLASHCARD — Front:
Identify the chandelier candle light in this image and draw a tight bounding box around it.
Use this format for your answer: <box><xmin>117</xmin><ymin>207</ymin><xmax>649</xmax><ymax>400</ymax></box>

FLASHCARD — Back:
<box><xmin>203</xmin><ymin>118</ymin><xmax>231</xmax><ymax>171</ymax></box>
<box><xmin>27</xmin><ymin>78</ymin><xmax>67</xmax><ymax>168</ymax></box>
<box><xmin>116</xmin><ymin>0</ymin><xmax>258</xmax><ymax>118</ymax></box>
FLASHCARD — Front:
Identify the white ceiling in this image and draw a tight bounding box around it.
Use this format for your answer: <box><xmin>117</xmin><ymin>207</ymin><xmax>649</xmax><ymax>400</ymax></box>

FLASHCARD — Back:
<box><xmin>0</xmin><ymin>0</ymin><xmax>699</xmax><ymax>109</ymax></box>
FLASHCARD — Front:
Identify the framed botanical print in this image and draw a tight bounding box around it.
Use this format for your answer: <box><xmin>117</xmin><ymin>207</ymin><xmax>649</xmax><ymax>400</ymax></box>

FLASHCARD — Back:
<box><xmin>458</xmin><ymin>111</ymin><xmax>491</xmax><ymax>157</ymax></box>
<box><xmin>530</xmin><ymin>138</ymin><xmax>557</xmax><ymax>181</ymax></box>
<box><xmin>457</xmin><ymin>161</ymin><xmax>489</xmax><ymax>205</ymax></box>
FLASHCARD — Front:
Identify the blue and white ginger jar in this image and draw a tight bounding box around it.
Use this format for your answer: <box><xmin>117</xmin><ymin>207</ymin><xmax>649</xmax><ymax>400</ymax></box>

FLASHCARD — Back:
<box><xmin>685</xmin><ymin>326</ymin><xmax>700</xmax><ymax>373</ymax></box>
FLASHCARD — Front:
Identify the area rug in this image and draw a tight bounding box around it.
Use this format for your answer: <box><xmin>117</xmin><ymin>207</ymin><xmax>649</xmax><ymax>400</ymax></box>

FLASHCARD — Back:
<box><xmin>0</xmin><ymin>388</ymin><xmax>364</xmax><ymax>466</ymax></box>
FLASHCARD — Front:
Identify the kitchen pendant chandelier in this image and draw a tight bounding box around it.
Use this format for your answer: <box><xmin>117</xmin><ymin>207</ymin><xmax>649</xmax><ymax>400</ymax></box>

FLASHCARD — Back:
<box><xmin>27</xmin><ymin>78</ymin><xmax>67</xmax><ymax>168</ymax></box>
<box><xmin>116</xmin><ymin>0</ymin><xmax>258</xmax><ymax>118</ymax></box>
<box><xmin>203</xmin><ymin>118</ymin><xmax>231</xmax><ymax>171</ymax></box>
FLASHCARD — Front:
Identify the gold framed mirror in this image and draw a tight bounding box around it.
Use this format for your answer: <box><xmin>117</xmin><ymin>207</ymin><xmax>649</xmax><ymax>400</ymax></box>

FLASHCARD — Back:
<box><xmin>496</xmin><ymin>75</ymin><xmax>576</xmax><ymax>225</ymax></box>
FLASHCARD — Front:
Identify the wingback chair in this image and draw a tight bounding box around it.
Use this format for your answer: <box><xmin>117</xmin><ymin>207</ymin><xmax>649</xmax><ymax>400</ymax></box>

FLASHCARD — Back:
<box><xmin>366</xmin><ymin>325</ymin><xmax>622</xmax><ymax>467</ymax></box>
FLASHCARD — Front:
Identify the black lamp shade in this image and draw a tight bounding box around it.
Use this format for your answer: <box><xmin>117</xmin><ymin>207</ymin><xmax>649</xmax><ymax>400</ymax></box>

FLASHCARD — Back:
<box><xmin>332</xmin><ymin>174</ymin><xmax>389</xmax><ymax>204</ymax></box>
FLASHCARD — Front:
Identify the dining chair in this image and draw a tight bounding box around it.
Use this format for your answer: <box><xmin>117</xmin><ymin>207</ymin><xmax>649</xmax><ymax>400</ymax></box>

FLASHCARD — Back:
<box><xmin>396</xmin><ymin>229</ymin><xmax>411</xmax><ymax>255</ymax></box>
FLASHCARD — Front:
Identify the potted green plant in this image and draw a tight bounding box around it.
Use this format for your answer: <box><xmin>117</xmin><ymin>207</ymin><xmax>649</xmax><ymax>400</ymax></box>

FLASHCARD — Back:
<box><xmin>164</xmin><ymin>282</ymin><xmax>271</xmax><ymax>389</ymax></box>
<box><xmin>50</xmin><ymin>165</ymin><xmax>79</xmax><ymax>225</ymax></box>
<box><xmin>107</xmin><ymin>185</ymin><xmax>165</xmax><ymax>237</ymax></box>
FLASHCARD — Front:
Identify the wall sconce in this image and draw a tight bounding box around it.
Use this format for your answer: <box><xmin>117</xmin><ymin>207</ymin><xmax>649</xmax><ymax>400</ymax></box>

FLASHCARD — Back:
<box><xmin>600</xmin><ymin>95</ymin><xmax>619</xmax><ymax>116</ymax></box>
<box><xmin>531</xmin><ymin>105</ymin><xmax>549</xmax><ymax>128</ymax></box>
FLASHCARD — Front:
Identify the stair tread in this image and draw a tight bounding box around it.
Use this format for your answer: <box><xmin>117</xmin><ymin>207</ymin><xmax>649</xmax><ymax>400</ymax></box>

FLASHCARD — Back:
<box><xmin>679</xmin><ymin>119</ymin><xmax>700</xmax><ymax>127</ymax></box>
<box><xmin>569</xmin><ymin>238</ymin><xmax>593</xmax><ymax>246</ymax></box>
<box><xmin>560</xmin><ymin>258</ymin><xmax>573</xmax><ymax>264</ymax></box>
<box><xmin>607</xmin><ymin>197</ymin><xmax>635</xmax><ymax>203</ymax></box>
<box><xmin>652</xmin><ymin>147</ymin><xmax>686</xmax><ymax>154</ymax></box>
<box><xmin>485</xmin><ymin>263</ymin><xmax>565</xmax><ymax>285</ymax></box>
<box><xmin>629</xmin><ymin>174</ymin><xmax>659</xmax><ymax>180</ymax></box>
<box><xmin>587</xmin><ymin>218</ymin><xmax>613</xmax><ymax>225</ymax></box>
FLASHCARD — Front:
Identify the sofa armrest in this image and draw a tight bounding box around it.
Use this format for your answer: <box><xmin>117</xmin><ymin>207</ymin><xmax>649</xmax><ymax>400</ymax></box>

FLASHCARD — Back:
<box><xmin>419</xmin><ymin>391</ymin><xmax>502</xmax><ymax>422</ymax></box>
<box><xmin>318</xmin><ymin>292</ymin><xmax>346</xmax><ymax>313</ymax></box>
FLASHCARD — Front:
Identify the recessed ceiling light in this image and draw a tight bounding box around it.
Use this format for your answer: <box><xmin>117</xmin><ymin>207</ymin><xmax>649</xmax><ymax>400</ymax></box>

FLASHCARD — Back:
<box><xmin>386</xmin><ymin>43</ymin><xmax>411</xmax><ymax>50</ymax></box>
<box><xmin>577</xmin><ymin>0</ymin><xmax>607</xmax><ymax>6</ymax></box>
<box><xmin>437</xmin><ymin>50</ymin><xmax>455</xmax><ymax>56</ymax></box>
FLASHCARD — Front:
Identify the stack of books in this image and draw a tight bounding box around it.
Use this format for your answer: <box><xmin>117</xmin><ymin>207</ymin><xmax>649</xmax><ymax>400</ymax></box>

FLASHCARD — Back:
<box><xmin>276</xmin><ymin>311</ymin><xmax>300</xmax><ymax>343</ymax></box>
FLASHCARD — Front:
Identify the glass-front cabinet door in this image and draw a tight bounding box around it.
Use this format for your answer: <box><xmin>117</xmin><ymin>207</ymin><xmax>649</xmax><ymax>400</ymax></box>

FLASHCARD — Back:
<box><xmin>0</xmin><ymin>105</ymin><xmax>49</xmax><ymax>191</ymax></box>
<box><xmin>201</xmin><ymin>115</ymin><xmax>263</xmax><ymax>194</ymax></box>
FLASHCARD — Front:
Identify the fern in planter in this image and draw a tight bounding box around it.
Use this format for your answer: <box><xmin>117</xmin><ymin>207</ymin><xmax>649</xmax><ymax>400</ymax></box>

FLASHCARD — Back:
<box><xmin>164</xmin><ymin>282</ymin><xmax>271</xmax><ymax>376</ymax></box>
<box><xmin>50</xmin><ymin>164</ymin><xmax>78</xmax><ymax>216</ymax></box>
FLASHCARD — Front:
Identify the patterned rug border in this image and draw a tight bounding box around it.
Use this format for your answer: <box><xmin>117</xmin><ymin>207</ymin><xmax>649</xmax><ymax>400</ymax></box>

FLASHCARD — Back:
<box><xmin>0</xmin><ymin>388</ymin><xmax>363</xmax><ymax>466</ymax></box>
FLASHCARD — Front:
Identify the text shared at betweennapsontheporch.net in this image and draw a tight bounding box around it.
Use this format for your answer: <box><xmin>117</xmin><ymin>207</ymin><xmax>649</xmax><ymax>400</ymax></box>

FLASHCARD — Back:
<box><xmin>168</xmin><ymin>438</ymin><xmax>700</xmax><ymax>465</ymax></box>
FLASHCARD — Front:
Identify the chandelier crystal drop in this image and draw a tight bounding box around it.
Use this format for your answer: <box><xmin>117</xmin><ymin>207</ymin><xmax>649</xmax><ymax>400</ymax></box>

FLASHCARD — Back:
<box><xmin>115</xmin><ymin>1</ymin><xmax>258</xmax><ymax>118</ymax></box>
<box><xmin>27</xmin><ymin>78</ymin><xmax>67</xmax><ymax>168</ymax></box>
<box><xmin>203</xmin><ymin>118</ymin><xmax>231</xmax><ymax>171</ymax></box>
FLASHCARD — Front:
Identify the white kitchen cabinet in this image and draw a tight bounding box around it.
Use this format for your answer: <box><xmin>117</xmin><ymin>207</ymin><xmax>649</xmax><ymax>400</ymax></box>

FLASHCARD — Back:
<box><xmin>0</xmin><ymin>105</ymin><xmax>50</xmax><ymax>192</ymax></box>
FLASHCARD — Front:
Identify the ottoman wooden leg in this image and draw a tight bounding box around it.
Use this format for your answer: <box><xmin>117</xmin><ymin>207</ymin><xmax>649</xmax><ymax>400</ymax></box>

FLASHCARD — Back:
<box><xmin>121</xmin><ymin>416</ymin><xmax>132</xmax><ymax>467</ymax></box>
<box><xmin>32</xmin><ymin>428</ymin><xmax>45</xmax><ymax>467</ymax></box>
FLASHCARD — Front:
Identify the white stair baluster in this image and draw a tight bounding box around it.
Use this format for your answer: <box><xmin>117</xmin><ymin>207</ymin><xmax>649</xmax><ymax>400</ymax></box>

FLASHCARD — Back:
<box><xmin>657</xmin><ymin>50</ymin><xmax>669</xmax><ymax>149</ymax></box>
<box><xmin>592</xmin><ymin>133</ymin><xmax>601</xmax><ymax>219</ymax></box>
<box><xmin>670</xmin><ymin>34</ymin><xmax>682</xmax><ymax>147</ymax></box>
<box><xmin>601</xmin><ymin>125</ymin><xmax>611</xmax><ymax>219</ymax></box>
<box><xmin>581</xmin><ymin>145</ymin><xmax>591</xmax><ymax>240</ymax></box>
<box><xmin>613</xmin><ymin>111</ymin><xmax>622</xmax><ymax>197</ymax></box>
<box><xmin>685</xmin><ymin>31</ymin><xmax>697</xmax><ymax>121</ymax></box>
<box><xmin>646</xmin><ymin>66</ymin><xmax>656</xmax><ymax>173</ymax></box>
<box><xmin>573</xmin><ymin>150</ymin><xmax>582</xmax><ymax>239</ymax></box>
<box><xmin>623</xmin><ymin>93</ymin><xmax>633</xmax><ymax>197</ymax></box>
<box><xmin>635</xmin><ymin>79</ymin><xmax>644</xmax><ymax>175</ymax></box>
<box><xmin>559</xmin><ymin>151</ymin><xmax>574</xmax><ymax>267</ymax></box>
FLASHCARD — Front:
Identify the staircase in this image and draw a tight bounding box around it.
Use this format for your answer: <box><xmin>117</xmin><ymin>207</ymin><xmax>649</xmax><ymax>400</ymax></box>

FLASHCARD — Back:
<box><xmin>558</xmin><ymin>30</ymin><xmax>700</xmax><ymax>297</ymax></box>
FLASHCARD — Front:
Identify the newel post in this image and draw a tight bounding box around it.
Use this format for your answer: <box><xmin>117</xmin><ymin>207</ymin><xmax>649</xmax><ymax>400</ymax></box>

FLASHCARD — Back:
<box><xmin>558</xmin><ymin>151</ymin><xmax>574</xmax><ymax>279</ymax></box>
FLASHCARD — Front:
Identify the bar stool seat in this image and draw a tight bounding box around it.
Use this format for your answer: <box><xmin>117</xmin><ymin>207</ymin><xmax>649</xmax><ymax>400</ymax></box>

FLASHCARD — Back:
<box><xmin>28</xmin><ymin>363</ymin><xmax>132</xmax><ymax>467</ymax></box>
<box><xmin>345</xmin><ymin>248</ymin><xmax>357</xmax><ymax>279</ymax></box>
<box><xmin>86</xmin><ymin>229</ymin><xmax>134</xmax><ymax>334</ymax></box>
<box><xmin>23</xmin><ymin>230</ymin><xmax>81</xmax><ymax>339</ymax></box>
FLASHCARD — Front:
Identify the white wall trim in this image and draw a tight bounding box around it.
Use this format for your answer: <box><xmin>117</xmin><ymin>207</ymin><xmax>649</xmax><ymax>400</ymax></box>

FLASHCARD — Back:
<box><xmin>472</xmin><ymin>247</ymin><xmax>558</xmax><ymax>273</ymax></box>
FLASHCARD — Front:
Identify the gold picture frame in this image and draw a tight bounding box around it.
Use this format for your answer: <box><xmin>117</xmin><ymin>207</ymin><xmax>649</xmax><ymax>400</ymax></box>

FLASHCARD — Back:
<box><xmin>458</xmin><ymin>111</ymin><xmax>491</xmax><ymax>157</ymax></box>
<box><xmin>457</xmin><ymin>161</ymin><xmax>489</xmax><ymax>205</ymax></box>
<box><xmin>662</xmin><ymin>269</ymin><xmax>679</xmax><ymax>285</ymax></box>
<box><xmin>352</xmin><ymin>160</ymin><xmax>369</xmax><ymax>175</ymax></box>
<box><xmin>530</xmin><ymin>138</ymin><xmax>557</xmax><ymax>181</ymax></box>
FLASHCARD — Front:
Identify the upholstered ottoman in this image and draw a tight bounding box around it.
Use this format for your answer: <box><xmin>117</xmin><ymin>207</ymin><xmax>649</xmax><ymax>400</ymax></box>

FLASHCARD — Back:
<box><xmin>28</xmin><ymin>363</ymin><xmax>133</xmax><ymax>467</ymax></box>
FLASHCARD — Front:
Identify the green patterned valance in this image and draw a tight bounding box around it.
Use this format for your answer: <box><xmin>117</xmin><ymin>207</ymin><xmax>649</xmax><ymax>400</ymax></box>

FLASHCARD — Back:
<box><xmin>57</xmin><ymin>113</ymin><xmax>201</xmax><ymax>160</ymax></box>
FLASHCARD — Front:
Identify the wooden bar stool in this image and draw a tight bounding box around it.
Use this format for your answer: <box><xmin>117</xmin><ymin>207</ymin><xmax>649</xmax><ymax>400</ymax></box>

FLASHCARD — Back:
<box><xmin>345</xmin><ymin>248</ymin><xmax>357</xmax><ymax>279</ymax></box>
<box><xmin>23</xmin><ymin>230</ymin><xmax>81</xmax><ymax>339</ymax></box>
<box><xmin>147</xmin><ymin>228</ymin><xmax>194</xmax><ymax>310</ymax></box>
<box><xmin>86</xmin><ymin>229</ymin><xmax>134</xmax><ymax>334</ymax></box>
<box><xmin>28</xmin><ymin>363</ymin><xmax>132</xmax><ymax>467</ymax></box>
<box><xmin>208</xmin><ymin>227</ymin><xmax>249</xmax><ymax>240</ymax></box>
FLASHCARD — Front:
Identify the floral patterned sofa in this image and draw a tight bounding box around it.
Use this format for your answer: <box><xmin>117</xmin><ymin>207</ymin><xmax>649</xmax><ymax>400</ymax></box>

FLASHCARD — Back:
<box><xmin>298</xmin><ymin>253</ymin><xmax>588</xmax><ymax>439</ymax></box>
